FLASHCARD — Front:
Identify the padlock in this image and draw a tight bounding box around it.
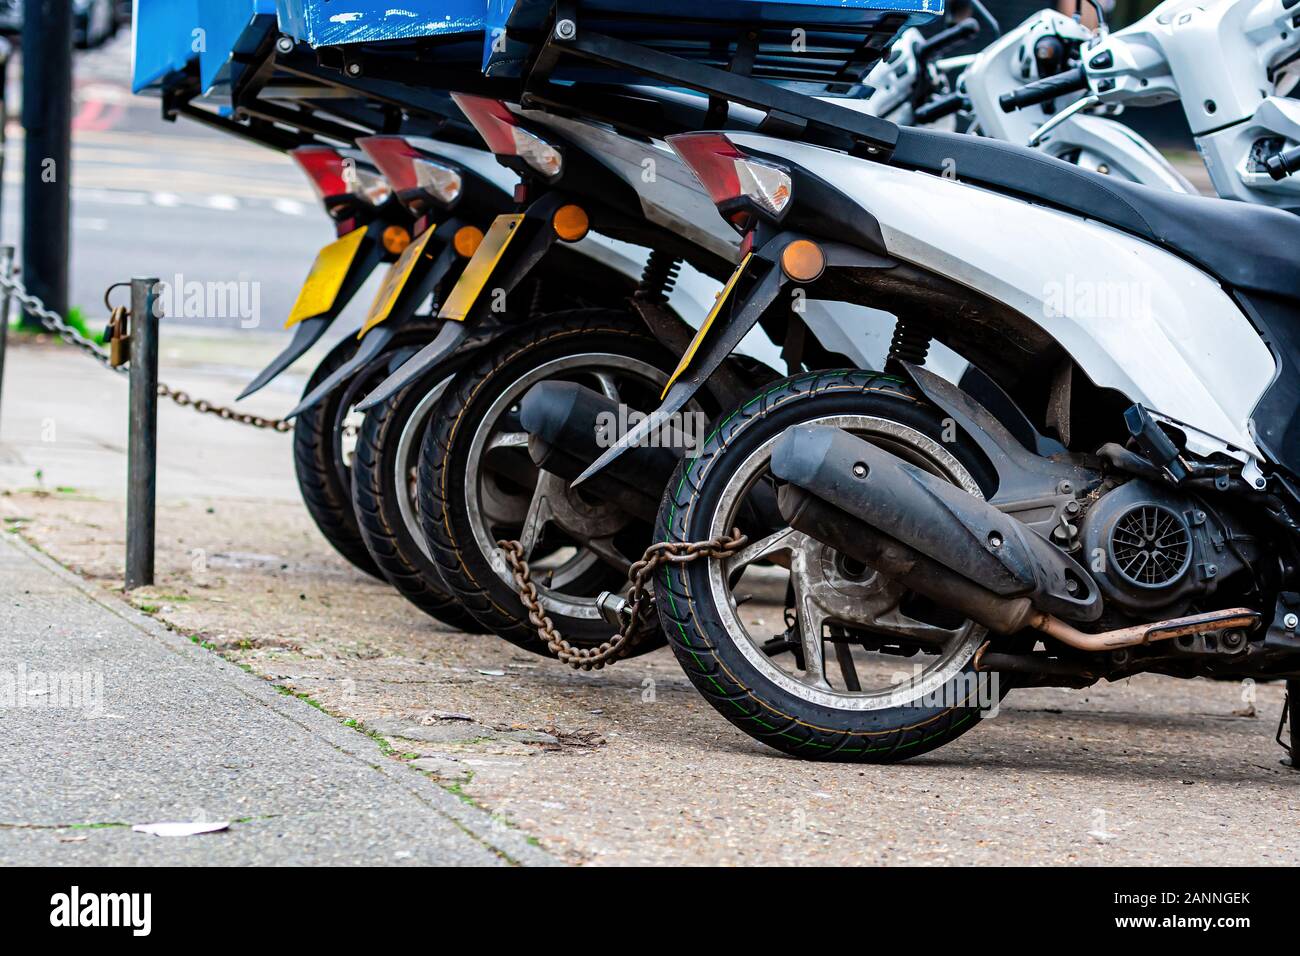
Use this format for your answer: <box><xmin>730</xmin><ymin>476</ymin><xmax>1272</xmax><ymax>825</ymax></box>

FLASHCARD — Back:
<box><xmin>106</xmin><ymin>306</ymin><xmax>130</xmax><ymax>368</ymax></box>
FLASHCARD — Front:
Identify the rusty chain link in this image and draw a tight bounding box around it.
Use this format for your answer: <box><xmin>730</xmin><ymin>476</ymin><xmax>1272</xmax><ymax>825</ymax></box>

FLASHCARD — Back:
<box><xmin>498</xmin><ymin>529</ymin><xmax>749</xmax><ymax>671</ymax></box>
<box><xmin>0</xmin><ymin>272</ymin><xmax>292</xmax><ymax>432</ymax></box>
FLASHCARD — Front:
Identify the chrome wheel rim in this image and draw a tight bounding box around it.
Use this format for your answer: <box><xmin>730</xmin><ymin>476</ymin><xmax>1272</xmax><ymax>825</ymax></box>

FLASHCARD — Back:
<box><xmin>464</xmin><ymin>352</ymin><xmax>669</xmax><ymax>621</ymax></box>
<box><xmin>705</xmin><ymin>414</ymin><xmax>988</xmax><ymax>711</ymax></box>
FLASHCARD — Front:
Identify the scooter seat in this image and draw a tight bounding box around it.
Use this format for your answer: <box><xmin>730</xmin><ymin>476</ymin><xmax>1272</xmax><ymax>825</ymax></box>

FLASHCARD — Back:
<box><xmin>892</xmin><ymin>127</ymin><xmax>1300</xmax><ymax>302</ymax></box>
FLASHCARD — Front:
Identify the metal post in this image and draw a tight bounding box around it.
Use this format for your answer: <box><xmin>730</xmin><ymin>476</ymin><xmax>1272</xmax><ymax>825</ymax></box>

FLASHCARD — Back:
<box><xmin>0</xmin><ymin>36</ymin><xmax>12</xmax><ymax>241</ymax></box>
<box><xmin>125</xmin><ymin>277</ymin><xmax>160</xmax><ymax>591</ymax></box>
<box><xmin>21</xmin><ymin>0</ymin><xmax>74</xmax><ymax>329</ymax></box>
<box><xmin>0</xmin><ymin>246</ymin><xmax>14</xmax><ymax>438</ymax></box>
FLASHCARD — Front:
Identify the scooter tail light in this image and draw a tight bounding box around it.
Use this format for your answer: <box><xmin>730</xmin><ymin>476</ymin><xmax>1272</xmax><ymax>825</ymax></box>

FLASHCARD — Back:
<box><xmin>452</xmin><ymin>93</ymin><xmax>563</xmax><ymax>179</ymax></box>
<box><xmin>291</xmin><ymin>146</ymin><xmax>352</xmax><ymax>202</ymax></box>
<box><xmin>668</xmin><ymin>132</ymin><xmax>793</xmax><ymax>223</ymax></box>
<box><xmin>292</xmin><ymin>145</ymin><xmax>391</xmax><ymax>218</ymax></box>
<box><xmin>359</xmin><ymin>136</ymin><xmax>464</xmax><ymax>210</ymax></box>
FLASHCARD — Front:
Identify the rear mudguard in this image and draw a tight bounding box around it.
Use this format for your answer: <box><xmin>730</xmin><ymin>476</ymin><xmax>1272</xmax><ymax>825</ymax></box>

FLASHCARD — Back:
<box><xmin>357</xmin><ymin>193</ymin><xmax>581</xmax><ymax>412</ymax></box>
<box><xmin>283</xmin><ymin>229</ymin><xmax>462</xmax><ymax>420</ymax></box>
<box><xmin>573</xmin><ymin>233</ymin><xmax>894</xmax><ymax>485</ymax></box>
<box><xmin>237</xmin><ymin>229</ymin><xmax>389</xmax><ymax>401</ymax></box>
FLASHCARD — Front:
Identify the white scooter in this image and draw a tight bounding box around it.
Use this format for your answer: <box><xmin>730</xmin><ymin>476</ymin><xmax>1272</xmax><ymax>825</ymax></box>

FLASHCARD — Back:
<box><xmin>999</xmin><ymin>0</ymin><xmax>1300</xmax><ymax>210</ymax></box>
<box><xmin>959</xmin><ymin>6</ymin><xmax>1198</xmax><ymax>192</ymax></box>
<box><xmin>585</xmin><ymin>99</ymin><xmax>1300</xmax><ymax>764</ymax></box>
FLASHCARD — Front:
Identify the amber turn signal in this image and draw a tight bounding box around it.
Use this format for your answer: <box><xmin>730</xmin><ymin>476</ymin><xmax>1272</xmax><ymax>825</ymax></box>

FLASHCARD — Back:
<box><xmin>552</xmin><ymin>204</ymin><xmax>590</xmax><ymax>242</ymax></box>
<box><xmin>453</xmin><ymin>225</ymin><xmax>485</xmax><ymax>258</ymax></box>
<box><xmin>382</xmin><ymin>225</ymin><xmax>412</xmax><ymax>255</ymax></box>
<box><xmin>780</xmin><ymin>239</ymin><xmax>826</xmax><ymax>283</ymax></box>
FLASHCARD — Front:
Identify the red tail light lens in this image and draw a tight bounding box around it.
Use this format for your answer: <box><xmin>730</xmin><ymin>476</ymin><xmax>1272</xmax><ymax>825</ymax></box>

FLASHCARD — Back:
<box><xmin>292</xmin><ymin>145</ymin><xmax>391</xmax><ymax>216</ymax></box>
<box><xmin>358</xmin><ymin>136</ymin><xmax>464</xmax><ymax>212</ymax></box>
<box><xmin>292</xmin><ymin>146</ymin><xmax>352</xmax><ymax>202</ymax></box>
<box><xmin>452</xmin><ymin>93</ymin><xmax>563</xmax><ymax>179</ymax></box>
<box><xmin>668</xmin><ymin>132</ymin><xmax>793</xmax><ymax>225</ymax></box>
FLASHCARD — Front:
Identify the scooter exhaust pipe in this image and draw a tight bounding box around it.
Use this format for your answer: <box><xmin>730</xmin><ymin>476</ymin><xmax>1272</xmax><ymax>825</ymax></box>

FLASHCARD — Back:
<box><xmin>519</xmin><ymin>381</ymin><xmax>683</xmax><ymax>523</ymax></box>
<box><xmin>772</xmin><ymin>424</ymin><xmax>1101</xmax><ymax>623</ymax></box>
<box><xmin>773</xmin><ymin>426</ymin><xmax>1259</xmax><ymax>650</ymax></box>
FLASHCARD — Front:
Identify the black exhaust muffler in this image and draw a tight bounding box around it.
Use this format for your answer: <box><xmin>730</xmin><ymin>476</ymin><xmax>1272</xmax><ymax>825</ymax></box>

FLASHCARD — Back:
<box><xmin>519</xmin><ymin>381</ymin><xmax>684</xmax><ymax>523</ymax></box>
<box><xmin>771</xmin><ymin>425</ymin><xmax>1101</xmax><ymax>632</ymax></box>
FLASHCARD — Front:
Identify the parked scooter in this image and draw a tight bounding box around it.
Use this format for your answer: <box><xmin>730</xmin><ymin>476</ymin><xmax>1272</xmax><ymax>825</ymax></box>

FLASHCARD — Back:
<box><xmin>620</xmin><ymin>112</ymin><xmax>1300</xmax><ymax>761</ymax></box>
<box><xmin>955</xmin><ymin>7</ymin><xmax>1198</xmax><ymax>192</ymax></box>
<box><xmin>1015</xmin><ymin>0</ymin><xmax>1300</xmax><ymax>211</ymax></box>
<box><xmin>355</xmin><ymin>93</ymin><xmax>783</xmax><ymax>655</ymax></box>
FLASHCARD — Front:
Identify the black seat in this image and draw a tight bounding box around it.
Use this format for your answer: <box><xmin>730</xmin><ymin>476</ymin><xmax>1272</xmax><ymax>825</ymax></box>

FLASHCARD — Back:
<box><xmin>892</xmin><ymin>127</ymin><xmax>1300</xmax><ymax>302</ymax></box>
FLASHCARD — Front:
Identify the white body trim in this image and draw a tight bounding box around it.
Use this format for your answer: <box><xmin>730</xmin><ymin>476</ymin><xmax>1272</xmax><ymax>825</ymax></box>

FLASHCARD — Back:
<box><xmin>730</xmin><ymin>134</ymin><xmax>1276</xmax><ymax>462</ymax></box>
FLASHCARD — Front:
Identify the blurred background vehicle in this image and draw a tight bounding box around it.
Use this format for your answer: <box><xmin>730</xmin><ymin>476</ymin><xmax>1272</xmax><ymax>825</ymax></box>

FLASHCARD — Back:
<box><xmin>0</xmin><ymin>0</ymin><xmax>129</xmax><ymax>49</ymax></box>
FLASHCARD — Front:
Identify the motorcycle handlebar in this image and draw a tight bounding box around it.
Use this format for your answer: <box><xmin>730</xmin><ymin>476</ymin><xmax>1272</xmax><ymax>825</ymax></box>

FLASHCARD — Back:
<box><xmin>914</xmin><ymin>92</ymin><xmax>968</xmax><ymax>125</ymax></box>
<box><xmin>915</xmin><ymin>18</ymin><xmax>981</xmax><ymax>64</ymax></box>
<box><xmin>998</xmin><ymin>67</ymin><xmax>1088</xmax><ymax>112</ymax></box>
<box><xmin>1265</xmin><ymin>144</ymin><xmax>1300</xmax><ymax>181</ymax></box>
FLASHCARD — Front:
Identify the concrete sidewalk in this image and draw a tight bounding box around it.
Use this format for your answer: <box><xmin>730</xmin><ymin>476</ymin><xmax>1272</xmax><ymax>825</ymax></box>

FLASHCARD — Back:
<box><xmin>0</xmin><ymin>531</ymin><xmax>554</xmax><ymax>866</ymax></box>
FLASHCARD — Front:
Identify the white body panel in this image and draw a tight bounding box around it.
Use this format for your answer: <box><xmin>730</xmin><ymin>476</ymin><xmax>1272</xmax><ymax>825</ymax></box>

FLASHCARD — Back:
<box><xmin>730</xmin><ymin>134</ymin><xmax>1277</xmax><ymax>461</ymax></box>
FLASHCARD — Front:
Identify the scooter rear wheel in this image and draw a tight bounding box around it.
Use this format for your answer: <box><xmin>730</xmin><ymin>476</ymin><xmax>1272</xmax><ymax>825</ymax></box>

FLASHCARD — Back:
<box><xmin>655</xmin><ymin>369</ymin><xmax>1015</xmax><ymax>762</ymax></box>
<box><xmin>351</xmin><ymin>366</ymin><xmax>488</xmax><ymax>632</ymax></box>
<box><xmin>418</xmin><ymin>309</ymin><xmax>680</xmax><ymax>656</ymax></box>
<box><xmin>293</xmin><ymin>336</ymin><xmax>385</xmax><ymax>580</ymax></box>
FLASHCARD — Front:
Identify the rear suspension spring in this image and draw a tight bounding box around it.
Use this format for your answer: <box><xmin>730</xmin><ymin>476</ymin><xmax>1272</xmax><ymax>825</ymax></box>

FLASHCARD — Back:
<box><xmin>886</xmin><ymin>317</ymin><xmax>933</xmax><ymax>370</ymax></box>
<box><xmin>636</xmin><ymin>250</ymin><xmax>683</xmax><ymax>303</ymax></box>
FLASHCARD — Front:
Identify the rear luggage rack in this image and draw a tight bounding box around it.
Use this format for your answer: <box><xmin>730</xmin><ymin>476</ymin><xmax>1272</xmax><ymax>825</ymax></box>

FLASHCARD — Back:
<box><xmin>506</xmin><ymin>2</ymin><xmax>926</xmax><ymax>158</ymax></box>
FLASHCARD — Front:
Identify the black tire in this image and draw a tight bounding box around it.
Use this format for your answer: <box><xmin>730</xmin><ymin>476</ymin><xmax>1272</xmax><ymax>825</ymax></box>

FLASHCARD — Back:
<box><xmin>418</xmin><ymin>309</ymin><xmax>680</xmax><ymax>656</ymax></box>
<box><xmin>293</xmin><ymin>336</ymin><xmax>385</xmax><ymax>580</ymax></box>
<box><xmin>655</xmin><ymin>369</ymin><xmax>1012</xmax><ymax>763</ymax></box>
<box><xmin>352</xmin><ymin>368</ymin><xmax>487</xmax><ymax>632</ymax></box>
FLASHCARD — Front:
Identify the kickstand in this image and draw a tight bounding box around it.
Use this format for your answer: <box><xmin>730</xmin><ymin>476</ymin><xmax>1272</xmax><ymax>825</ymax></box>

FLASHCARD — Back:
<box><xmin>1279</xmin><ymin>680</ymin><xmax>1298</xmax><ymax>769</ymax></box>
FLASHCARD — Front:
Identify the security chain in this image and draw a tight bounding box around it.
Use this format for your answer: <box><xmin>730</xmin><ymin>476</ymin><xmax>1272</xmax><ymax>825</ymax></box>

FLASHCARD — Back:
<box><xmin>498</xmin><ymin>529</ymin><xmax>749</xmax><ymax>670</ymax></box>
<box><xmin>0</xmin><ymin>272</ymin><xmax>292</xmax><ymax>432</ymax></box>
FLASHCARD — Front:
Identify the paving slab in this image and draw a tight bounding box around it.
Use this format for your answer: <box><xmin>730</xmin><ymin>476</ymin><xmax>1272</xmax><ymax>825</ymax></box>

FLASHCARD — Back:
<box><xmin>0</xmin><ymin>532</ymin><xmax>554</xmax><ymax>866</ymax></box>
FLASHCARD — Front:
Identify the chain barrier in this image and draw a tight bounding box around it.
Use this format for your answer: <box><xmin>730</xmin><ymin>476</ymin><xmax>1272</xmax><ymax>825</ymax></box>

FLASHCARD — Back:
<box><xmin>498</xmin><ymin>529</ymin><xmax>749</xmax><ymax>671</ymax></box>
<box><xmin>0</xmin><ymin>272</ymin><xmax>292</xmax><ymax>432</ymax></box>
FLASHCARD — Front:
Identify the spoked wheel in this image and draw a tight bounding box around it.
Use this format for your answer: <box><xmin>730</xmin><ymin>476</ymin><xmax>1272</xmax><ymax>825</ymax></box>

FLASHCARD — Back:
<box><xmin>419</xmin><ymin>309</ymin><xmax>682</xmax><ymax>656</ymax></box>
<box><xmin>656</xmin><ymin>369</ymin><xmax>1015</xmax><ymax>762</ymax></box>
<box><xmin>352</xmin><ymin>364</ymin><xmax>487</xmax><ymax>632</ymax></box>
<box><xmin>293</xmin><ymin>336</ymin><xmax>385</xmax><ymax>580</ymax></box>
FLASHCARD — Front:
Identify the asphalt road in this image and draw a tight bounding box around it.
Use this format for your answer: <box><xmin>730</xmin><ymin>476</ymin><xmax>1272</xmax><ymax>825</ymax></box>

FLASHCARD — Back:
<box><xmin>2</xmin><ymin>30</ymin><xmax>366</xmax><ymax>337</ymax></box>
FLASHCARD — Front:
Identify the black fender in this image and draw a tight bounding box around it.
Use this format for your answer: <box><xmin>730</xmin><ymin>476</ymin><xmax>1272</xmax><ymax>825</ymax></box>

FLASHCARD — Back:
<box><xmin>357</xmin><ymin>192</ymin><xmax>582</xmax><ymax>411</ymax></box>
<box><xmin>283</xmin><ymin>227</ymin><xmax>463</xmax><ymax>420</ymax></box>
<box><xmin>237</xmin><ymin>229</ymin><xmax>388</xmax><ymax>401</ymax></box>
<box><xmin>573</xmin><ymin>233</ymin><xmax>893</xmax><ymax>486</ymax></box>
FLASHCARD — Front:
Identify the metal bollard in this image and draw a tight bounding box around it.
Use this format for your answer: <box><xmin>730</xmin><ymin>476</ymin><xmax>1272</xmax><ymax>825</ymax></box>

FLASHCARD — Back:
<box><xmin>0</xmin><ymin>246</ymin><xmax>13</xmax><ymax>439</ymax></box>
<box><xmin>125</xmin><ymin>277</ymin><xmax>161</xmax><ymax>591</ymax></box>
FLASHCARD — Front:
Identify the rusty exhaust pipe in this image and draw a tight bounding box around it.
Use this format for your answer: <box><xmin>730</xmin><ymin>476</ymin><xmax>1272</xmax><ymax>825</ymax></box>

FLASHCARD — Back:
<box><xmin>1028</xmin><ymin>607</ymin><xmax>1260</xmax><ymax>652</ymax></box>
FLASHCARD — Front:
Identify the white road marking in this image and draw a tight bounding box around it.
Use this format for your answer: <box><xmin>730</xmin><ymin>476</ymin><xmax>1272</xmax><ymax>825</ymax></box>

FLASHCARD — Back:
<box><xmin>272</xmin><ymin>198</ymin><xmax>307</xmax><ymax>217</ymax></box>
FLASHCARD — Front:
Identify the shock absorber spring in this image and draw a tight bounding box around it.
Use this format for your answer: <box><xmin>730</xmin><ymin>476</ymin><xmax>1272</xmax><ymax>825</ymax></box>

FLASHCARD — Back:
<box><xmin>886</xmin><ymin>317</ymin><xmax>933</xmax><ymax>371</ymax></box>
<box><xmin>636</xmin><ymin>250</ymin><xmax>682</xmax><ymax>303</ymax></box>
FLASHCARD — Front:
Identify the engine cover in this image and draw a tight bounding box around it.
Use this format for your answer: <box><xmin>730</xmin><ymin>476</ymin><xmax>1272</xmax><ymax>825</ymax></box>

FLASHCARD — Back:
<box><xmin>1080</xmin><ymin>480</ymin><xmax>1243</xmax><ymax>618</ymax></box>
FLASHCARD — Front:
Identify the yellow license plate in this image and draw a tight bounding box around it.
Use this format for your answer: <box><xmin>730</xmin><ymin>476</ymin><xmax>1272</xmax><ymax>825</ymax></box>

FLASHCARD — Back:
<box><xmin>437</xmin><ymin>213</ymin><xmax>526</xmax><ymax>322</ymax></box>
<box><xmin>285</xmin><ymin>226</ymin><xmax>369</xmax><ymax>328</ymax></box>
<box><xmin>357</xmin><ymin>225</ymin><xmax>440</xmax><ymax>338</ymax></box>
<box><xmin>662</xmin><ymin>252</ymin><xmax>753</xmax><ymax>398</ymax></box>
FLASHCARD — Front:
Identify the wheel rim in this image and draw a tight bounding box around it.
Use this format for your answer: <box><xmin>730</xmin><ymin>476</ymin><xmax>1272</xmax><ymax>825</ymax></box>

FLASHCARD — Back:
<box><xmin>705</xmin><ymin>414</ymin><xmax>988</xmax><ymax>711</ymax></box>
<box><xmin>463</xmin><ymin>352</ymin><xmax>669</xmax><ymax>621</ymax></box>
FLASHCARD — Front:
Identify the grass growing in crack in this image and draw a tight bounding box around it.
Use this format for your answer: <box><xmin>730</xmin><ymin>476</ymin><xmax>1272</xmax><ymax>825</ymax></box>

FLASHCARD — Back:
<box><xmin>67</xmin><ymin>822</ymin><xmax>130</xmax><ymax>830</ymax></box>
<box><xmin>274</xmin><ymin>685</ymin><xmax>326</xmax><ymax>713</ymax></box>
<box><xmin>344</xmin><ymin>718</ymin><xmax>398</xmax><ymax>757</ymax></box>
